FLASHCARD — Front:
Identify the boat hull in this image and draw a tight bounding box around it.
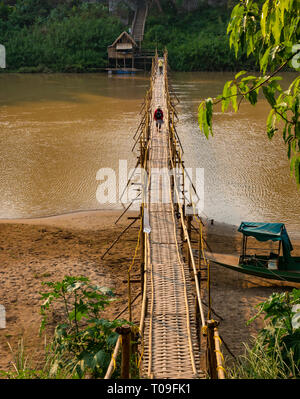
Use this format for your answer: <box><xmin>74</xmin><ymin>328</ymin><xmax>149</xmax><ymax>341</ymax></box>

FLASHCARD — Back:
<box><xmin>205</xmin><ymin>253</ymin><xmax>300</xmax><ymax>283</ymax></box>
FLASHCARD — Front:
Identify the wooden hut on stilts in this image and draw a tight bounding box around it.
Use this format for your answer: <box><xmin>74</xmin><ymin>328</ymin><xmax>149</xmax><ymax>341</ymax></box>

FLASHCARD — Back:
<box><xmin>107</xmin><ymin>31</ymin><xmax>138</xmax><ymax>74</ymax></box>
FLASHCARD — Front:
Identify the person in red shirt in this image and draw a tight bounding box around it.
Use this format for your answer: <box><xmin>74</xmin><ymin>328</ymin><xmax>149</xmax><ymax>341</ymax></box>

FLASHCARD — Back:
<box><xmin>154</xmin><ymin>106</ymin><xmax>164</xmax><ymax>132</ymax></box>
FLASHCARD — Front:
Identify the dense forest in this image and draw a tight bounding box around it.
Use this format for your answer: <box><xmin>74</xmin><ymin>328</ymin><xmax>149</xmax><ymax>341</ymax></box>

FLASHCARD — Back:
<box><xmin>0</xmin><ymin>0</ymin><xmax>253</xmax><ymax>72</ymax></box>
<box><xmin>143</xmin><ymin>3</ymin><xmax>255</xmax><ymax>71</ymax></box>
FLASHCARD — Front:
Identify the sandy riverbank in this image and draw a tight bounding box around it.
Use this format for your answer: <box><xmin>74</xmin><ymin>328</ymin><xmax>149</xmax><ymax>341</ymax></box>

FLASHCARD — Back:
<box><xmin>0</xmin><ymin>210</ymin><xmax>299</xmax><ymax>374</ymax></box>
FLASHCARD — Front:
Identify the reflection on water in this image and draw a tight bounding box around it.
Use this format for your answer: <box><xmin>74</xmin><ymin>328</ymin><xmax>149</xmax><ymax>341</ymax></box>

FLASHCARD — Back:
<box><xmin>0</xmin><ymin>72</ymin><xmax>299</xmax><ymax>237</ymax></box>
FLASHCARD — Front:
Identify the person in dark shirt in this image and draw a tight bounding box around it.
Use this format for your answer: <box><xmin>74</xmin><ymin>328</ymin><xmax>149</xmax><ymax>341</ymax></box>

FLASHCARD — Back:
<box><xmin>154</xmin><ymin>106</ymin><xmax>164</xmax><ymax>132</ymax></box>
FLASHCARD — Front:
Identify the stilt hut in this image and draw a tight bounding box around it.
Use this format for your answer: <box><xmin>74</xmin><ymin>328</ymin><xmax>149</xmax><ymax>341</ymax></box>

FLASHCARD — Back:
<box><xmin>107</xmin><ymin>31</ymin><xmax>138</xmax><ymax>71</ymax></box>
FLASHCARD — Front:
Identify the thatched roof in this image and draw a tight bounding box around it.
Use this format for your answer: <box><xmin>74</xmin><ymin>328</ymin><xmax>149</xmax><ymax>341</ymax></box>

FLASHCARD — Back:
<box><xmin>108</xmin><ymin>31</ymin><xmax>137</xmax><ymax>48</ymax></box>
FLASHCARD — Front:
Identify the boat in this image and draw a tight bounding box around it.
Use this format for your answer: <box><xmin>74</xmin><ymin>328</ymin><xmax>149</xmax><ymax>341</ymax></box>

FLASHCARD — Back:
<box><xmin>114</xmin><ymin>69</ymin><xmax>136</xmax><ymax>75</ymax></box>
<box><xmin>106</xmin><ymin>68</ymin><xmax>139</xmax><ymax>75</ymax></box>
<box><xmin>205</xmin><ymin>222</ymin><xmax>300</xmax><ymax>283</ymax></box>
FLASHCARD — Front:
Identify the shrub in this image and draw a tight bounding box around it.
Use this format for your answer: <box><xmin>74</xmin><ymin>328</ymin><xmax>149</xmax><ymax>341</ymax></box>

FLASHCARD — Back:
<box><xmin>39</xmin><ymin>275</ymin><xmax>131</xmax><ymax>379</ymax></box>
<box><xmin>227</xmin><ymin>289</ymin><xmax>300</xmax><ymax>379</ymax></box>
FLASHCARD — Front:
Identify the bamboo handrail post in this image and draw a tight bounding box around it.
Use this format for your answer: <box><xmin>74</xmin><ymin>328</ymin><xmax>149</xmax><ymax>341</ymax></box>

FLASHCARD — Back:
<box><xmin>198</xmin><ymin>222</ymin><xmax>202</xmax><ymax>269</ymax></box>
<box><xmin>195</xmin><ymin>296</ymin><xmax>201</xmax><ymax>348</ymax></box>
<box><xmin>214</xmin><ymin>327</ymin><xmax>226</xmax><ymax>379</ymax></box>
<box><xmin>181</xmin><ymin>158</ymin><xmax>186</xmax><ymax>215</ymax></box>
<box><xmin>140</xmin><ymin>206</ymin><xmax>145</xmax><ymax>295</ymax></box>
<box><xmin>104</xmin><ymin>336</ymin><xmax>121</xmax><ymax>379</ymax></box>
<box><xmin>187</xmin><ymin>214</ymin><xmax>192</xmax><ymax>270</ymax></box>
<box><xmin>206</xmin><ymin>319</ymin><xmax>218</xmax><ymax>379</ymax></box>
<box><xmin>116</xmin><ymin>325</ymin><xmax>132</xmax><ymax>379</ymax></box>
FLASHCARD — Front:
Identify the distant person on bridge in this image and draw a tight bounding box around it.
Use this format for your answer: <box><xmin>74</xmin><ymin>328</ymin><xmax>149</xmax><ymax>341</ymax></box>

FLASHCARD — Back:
<box><xmin>158</xmin><ymin>59</ymin><xmax>163</xmax><ymax>75</ymax></box>
<box><xmin>154</xmin><ymin>106</ymin><xmax>164</xmax><ymax>132</ymax></box>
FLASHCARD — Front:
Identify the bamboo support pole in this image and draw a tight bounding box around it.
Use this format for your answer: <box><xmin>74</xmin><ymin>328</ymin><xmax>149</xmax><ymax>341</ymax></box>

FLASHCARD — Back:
<box><xmin>104</xmin><ymin>336</ymin><xmax>121</xmax><ymax>379</ymax></box>
<box><xmin>114</xmin><ymin>292</ymin><xmax>141</xmax><ymax>321</ymax></box>
<box><xmin>195</xmin><ymin>296</ymin><xmax>201</xmax><ymax>347</ymax></box>
<box><xmin>140</xmin><ymin>205</ymin><xmax>145</xmax><ymax>295</ymax></box>
<box><xmin>198</xmin><ymin>221</ymin><xmax>202</xmax><ymax>272</ymax></box>
<box><xmin>115</xmin><ymin>197</ymin><xmax>141</xmax><ymax>225</ymax></box>
<box><xmin>116</xmin><ymin>325</ymin><xmax>132</xmax><ymax>379</ymax></box>
<box><xmin>139</xmin><ymin>234</ymin><xmax>149</xmax><ymax>334</ymax></box>
<box><xmin>119</xmin><ymin>159</ymin><xmax>140</xmax><ymax>203</ymax></box>
<box><xmin>101</xmin><ymin>218</ymin><xmax>137</xmax><ymax>259</ymax></box>
<box><xmin>214</xmin><ymin>327</ymin><xmax>226</xmax><ymax>379</ymax></box>
<box><xmin>206</xmin><ymin>320</ymin><xmax>218</xmax><ymax>379</ymax></box>
<box><xmin>187</xmin><ymin>215</ymin><xmax>192</xmax><ymax>270</ymax></box>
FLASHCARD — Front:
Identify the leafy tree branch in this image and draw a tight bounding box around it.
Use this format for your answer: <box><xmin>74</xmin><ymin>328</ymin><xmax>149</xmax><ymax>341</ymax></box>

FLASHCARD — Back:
<box><xmin>198</xmin><ymin>0</ymin><xmax>300</xmax><ymax>185</ymax></box>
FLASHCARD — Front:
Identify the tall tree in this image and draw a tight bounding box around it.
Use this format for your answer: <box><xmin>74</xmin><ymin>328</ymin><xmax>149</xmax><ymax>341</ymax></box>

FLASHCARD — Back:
<box><xmin>154</xmin><ymin>0</ymin><xmax>163</xmax><ymax>12</ymax></box>
<box><xmin>198</xmin><ymin>0</ymin><xmax>300</xmax><ymax>184</ymax></box>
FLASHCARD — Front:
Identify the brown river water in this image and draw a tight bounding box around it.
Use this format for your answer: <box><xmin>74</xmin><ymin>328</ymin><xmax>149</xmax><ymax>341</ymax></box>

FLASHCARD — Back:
<box><xmin>0</xmin><ymin>72</ymin><xmax>299</xmax><ymax>237</ymax></box>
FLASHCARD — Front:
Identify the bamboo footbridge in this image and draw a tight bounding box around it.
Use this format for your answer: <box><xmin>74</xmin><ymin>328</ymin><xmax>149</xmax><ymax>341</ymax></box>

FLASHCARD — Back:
<box><xmin>104</xmin><ymin>51</ymin><xmax>225</xmax><ymax>380</ymax></box>
<box><xmin>140</xmin><ymin>53</ymin><xmax>203</xmax><ymax>379</ymax></box>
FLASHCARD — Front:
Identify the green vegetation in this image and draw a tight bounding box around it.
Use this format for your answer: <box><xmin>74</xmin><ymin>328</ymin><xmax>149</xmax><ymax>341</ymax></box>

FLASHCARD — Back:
<box><xmin>227</xmin><ymin>289</ymin><xmax>300</xmax><ymax>379</ymax></box>
<box><xmin>0</xmin><ymin>0</ymin><xmax>253</xmax><ymax>72</ymax></box>
<box><xmin>0</xmin><ymin>337</ymin><xmax>73</xmax><ymax>379</ymax></box>
<box><xmin>0</xmin><ymin>1</ymin><xmax>124</xmax><ymax>72</ymax></box>
<box><xmin>39</xmin><ymin>275</ymin><xmax>131</xmax><ymax>379</ymax></box>
<box><xmin>144</xmin><ymin>3</ymin><xmax>255</xmax><ymax>71</ymax></box>
<box><xmin>0</xmin><ymin>276</ymin><xmax>132</xmax><ymax>379</ymax></box>
<box><xmin>198</xmin><ymin>0</ymin><xmax>300</xmax><ymax>185</ymax></box>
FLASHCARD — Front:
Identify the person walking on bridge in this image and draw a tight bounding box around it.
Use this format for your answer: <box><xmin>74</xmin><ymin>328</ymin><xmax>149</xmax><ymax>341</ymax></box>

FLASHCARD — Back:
<box><xmin>158</xmin><ymin>59</ymin><xmax>163</xmax><ymax>75</ymax></box>
<box><xmin>154</xmin><ymin>106</ymin><xmax>164</xmax><ymax>132</ymax></box>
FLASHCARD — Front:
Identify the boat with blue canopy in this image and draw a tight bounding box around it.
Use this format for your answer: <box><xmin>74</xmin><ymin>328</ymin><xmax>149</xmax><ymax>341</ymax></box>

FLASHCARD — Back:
<box><xmin>206</xmin><ymin>222</ymin><xmax>300</xmax><ymax>283</ymax></box>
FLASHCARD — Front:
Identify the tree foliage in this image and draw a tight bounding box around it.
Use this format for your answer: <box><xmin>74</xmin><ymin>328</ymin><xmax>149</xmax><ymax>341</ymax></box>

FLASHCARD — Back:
<box><xmin>248</xmin><ymin>289</ymin><xmax>300</xmax><ymax>374</ymax></box>
<box><xmin>228</xmin><ymin>289</ymin><xmax>300</xmax><ymax>379</ymax></box>
<box><xmin>0</xmin><ymin>1</ymin><xmax>253</xmax><ymax>72</ymax></box>
<box><xmin>143</xmin><ymin>5</ymin><xmax>256</xmax><ymax>71</ymax></box>
<box><xmin>0</xmin><ymin>0</ymin><xmax>123</xmax><ymax>71</ymax></box>
<box><xmin>198</xmin><ymin>0</ymin><xmax>300</xmax><ymax>184</ymax></box>
<box><xmin>40</xmin><ymin>276</ymin><xmax>132</xmax><ymax>379</ymax></box>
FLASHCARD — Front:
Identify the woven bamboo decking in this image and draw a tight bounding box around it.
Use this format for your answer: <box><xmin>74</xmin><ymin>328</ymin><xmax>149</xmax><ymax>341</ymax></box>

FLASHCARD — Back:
<box><xmin>141</xmin><ymin>59</ymin><xmax>204</xmax><ymax>379</ymax></box>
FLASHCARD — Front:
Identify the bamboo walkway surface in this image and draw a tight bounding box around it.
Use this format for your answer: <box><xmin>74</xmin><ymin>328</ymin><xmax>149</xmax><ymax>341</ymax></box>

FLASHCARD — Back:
<box><xmin>140</xmin><ymin>58</ymin><xmax>204</xmax><ymax>379</ymax></box>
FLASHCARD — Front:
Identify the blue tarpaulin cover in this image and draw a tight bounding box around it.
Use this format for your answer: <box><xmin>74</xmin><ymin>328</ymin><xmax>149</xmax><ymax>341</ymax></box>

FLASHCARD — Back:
<box><xmin>238</xmin><ymin>222</ymin><xmax>293</xmax><ymax>260</ymax></box>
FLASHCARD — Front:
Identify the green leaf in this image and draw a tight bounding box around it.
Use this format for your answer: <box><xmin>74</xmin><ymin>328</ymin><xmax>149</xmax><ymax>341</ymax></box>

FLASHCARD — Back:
<box><xmin>272</xmin><ymin>6</ymin><xmax>282</xmax><ymax>44</ymax></box>
<box><xmin>82</xmin><ymin>351</ymin><xmax>96</xmax><ymax>369</ymax></box>
<box><xmin>261</xmin><ymin>0</ymin><xmax>270</xmax><ymax>37</ymax></box>
<box><xmin>198</xmin><ymin>101</ymin><xmax>206</xmax><ymax>136</ymax></box>
<box><xmin>266</xmin><ymin>109</ymin><xmax>277</xmax><ymax>139</ymax></box>
<box><xmin>93</xmin><ymin>349</ymin><xmax>108</xmax><ymax>367</ymax></box>
<box><xmin>241</xmin><ymin>75</ymin><xmax>258</xmax><ymax>83</ymax></box>
<box><xmin>235</xmin><ymin>70</ymin><xmax>247</xmax><ymax>79</ymax></box>
<box><xmin>231</xmin><ymin>84</ymin><xmax>238</xmax><ymax>112</ymax></box>
<box><xmin>206</xmin><ymin>97</ymin><xmax>213</xmax><ymax>127</ymax></box>
<box><xmin>106</xmin><ymin>331</ymin><xmax>119</xmax><ymax>347</ymax></box>
<box><xmin>247</xmin><ymin>90</ymin><xmax>258</xmax><ymax>105</ymax></box>
<box><xmin>222</xmin><ymin>80</ymin><xmax>232</xmax><ymax>112</ymax></box>
<box><xmin>260</xmin><ymin>47</ymin><xmax>271</xmax><ymax>73</ymax></box>
<box><xmin>262</xmin><ymin>85</ymin><xmax>276</xmax><ymax>107</ymax></box>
